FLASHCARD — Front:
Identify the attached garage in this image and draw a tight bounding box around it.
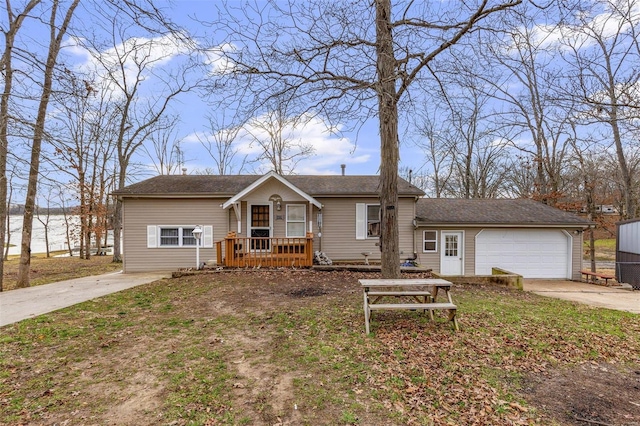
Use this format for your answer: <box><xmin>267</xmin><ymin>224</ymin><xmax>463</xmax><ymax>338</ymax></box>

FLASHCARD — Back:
<box><xmin>414</xmin><ymin>199</ymin><xmax>593</xmax><ymax>281</ymax></box>
<box><xmin>475</xmin><ymin>229</ymin><xmax>571</xmax><ymax>278</ymax></box>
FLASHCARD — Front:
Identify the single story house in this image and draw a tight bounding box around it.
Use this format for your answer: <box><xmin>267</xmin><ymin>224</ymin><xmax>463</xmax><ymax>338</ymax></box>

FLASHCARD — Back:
<box><xmin>114</xmin><ymin>172</ymin><xmax>592</xmax><ymax>280</ymax></box>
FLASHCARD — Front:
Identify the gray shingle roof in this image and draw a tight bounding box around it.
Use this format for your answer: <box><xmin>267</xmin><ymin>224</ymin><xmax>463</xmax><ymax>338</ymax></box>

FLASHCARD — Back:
<box><xmin>416</xmin><ymin>198</ymin><xmax>593</xmax><ymax>226</ymax></box>
<box><xmin>114</xmin><ymin>174</ymin><xmax>425</xmax><ymax>197</ymax></box>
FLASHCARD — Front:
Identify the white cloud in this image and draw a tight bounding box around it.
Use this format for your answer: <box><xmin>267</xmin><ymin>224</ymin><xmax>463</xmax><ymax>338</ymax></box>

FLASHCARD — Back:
<box><xmin>202</xmin><ymin>43</ymin><xmax>236</xmax><ymax>75</ymax></box>
<box><xmin>186</xmin><ymin>113</ymin><xmax>373</xmax><ymax>174</ymax></box>
<box><xmin>527</xmin><ymin>2</ymin><xmax>640</xmax><ymax>51</ymax></box>
<box><xmin>65</xmin><ymin>32</ymin><xmax>192</xmax><ymax>99</ymax></box>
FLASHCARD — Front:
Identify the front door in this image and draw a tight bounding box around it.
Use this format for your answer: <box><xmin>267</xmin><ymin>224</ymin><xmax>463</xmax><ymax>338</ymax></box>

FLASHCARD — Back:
<box><xmin>440</xmin><ymin>231</ymin><xmax>463</xmax><ymax>275</ymax></box>
<box><xmin>249</xmin><ymin>204</ymin><xmax>271</xmax><ymax>251</ymax></box>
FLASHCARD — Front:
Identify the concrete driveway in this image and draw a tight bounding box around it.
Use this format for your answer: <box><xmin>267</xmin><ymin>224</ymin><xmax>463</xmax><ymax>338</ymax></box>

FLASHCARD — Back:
<box><xmin>0</xmin><ymin>271</ymin><xmax>169</xmax><ymax>327</ymax></box>
<box><xmin>524</xmin><ymin>280</ymin><xmax>640</xmax><ymax>314</ymax></box>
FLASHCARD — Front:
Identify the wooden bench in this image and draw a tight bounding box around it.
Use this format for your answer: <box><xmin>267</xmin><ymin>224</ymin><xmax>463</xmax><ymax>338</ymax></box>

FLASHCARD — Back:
<box><xmin>360</xmin><ymin>279</ymin><xmax>459</xmax><ymax>333</ymax></box>
<box><xmin>581</xmin><ymin>270</ymin><xmax>616</xmax><ymax>285</ymax></box>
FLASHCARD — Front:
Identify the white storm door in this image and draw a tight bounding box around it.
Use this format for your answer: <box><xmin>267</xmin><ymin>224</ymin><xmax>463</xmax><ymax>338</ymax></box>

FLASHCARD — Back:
<box><xmin>249</xmin><ymin>203</ymin><xmax>271</xmax><ymax>251</ymax></box>
<box><xmin>441</xmin><ymin>231</ymin><xmax>463</xmax><ymax>275</ymax></box>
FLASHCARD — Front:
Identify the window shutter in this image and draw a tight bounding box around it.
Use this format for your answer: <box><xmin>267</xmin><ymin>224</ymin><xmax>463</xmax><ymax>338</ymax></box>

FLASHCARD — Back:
<box><xmin>355</xmin><ymin>203</ymin><xmax>366</xmax><ymax>240</ymax></box>
<box><xmin>203</xmin><ymin>225</ymin><xmax>213</xmax><ymax>248</ymax></box>
<box><xmin>147</xmin><ymin>225</ymin><xmax>157</xmax><ymax>248</ymax></box>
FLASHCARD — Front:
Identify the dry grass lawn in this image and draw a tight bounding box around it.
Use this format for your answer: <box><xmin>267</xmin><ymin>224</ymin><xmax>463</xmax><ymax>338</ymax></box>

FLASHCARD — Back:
<box><xmin>1</xmin><ymin>269</ymin><xmax>639</xmax><ymax>425</ymax></box>
<box><xmin>2</xmin><ymin>255</ymin><xmax>122</xmax><ymax>290</ymax></box>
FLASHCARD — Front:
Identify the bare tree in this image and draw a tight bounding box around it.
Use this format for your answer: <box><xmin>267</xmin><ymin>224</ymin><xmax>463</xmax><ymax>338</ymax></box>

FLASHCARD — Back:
<box><xmin>47</xmin><ymin>68</ymin><xmax>118</xmax><ymax>259</ymax></box>
<box><xmin>57</xmin><ymin>187</ymin><xmax>76</xmax><ymax>256</ymax></box>
<box><xmin>3</xmin><ymin>163</ymin><xmax>21</xmax><ymax>261</ymax></box>
<box><xmin>0</xmin><ymin>0</ymin><xmax>41</xmax><ymax>291</ymax></box>
<box><xmin>244</xmin><ymin>99</ymin><xmax>314</xmax><ymax>175</ymax></box>
<box><xmin>399</xmin><ymin>166</ymin><xmax>430</xmax><ymax>194</ymax></box>
<box><xmin>557</xmin><ymin>0</ymin><xmax>640</xmax><ymax>218</ymax></box>
<box><xmin>412</xmin><ymin>109</ymin><xmax>456</xmax><ymax>197</ymax></box>
<box><xmin>198</xmin><ymin>111</ymin><xmax>246</xmax><ymax>175</ymax></box>
<box><xmin>143</xmin><ymin>117</ymin><xmax>185</xmax><ymax>175</ymax></box>
<box><xmin>212</xmin><ymin>0</ymin><xmax>521</xmax><ymax>277</ymax></box>
<box><xmin>567</xmin><ymin>131</ymin><xmax>601</xmax><ymax>273</ymax></box>
<box><xmin>16</xmin><ymin>0</ymin><xmax>80</xmax><ymax>288</ymax></box>
<box><xmin>475</xmin><ymin>7</ymin><xmax>572</xmax><ymax>206</ymax></box>
<box><xmin>502</xmin><ymin>154</ymin><xmax>537</xmax><ymax>198</ymax></box>
<box><xmin>418</xmin><ymin>70</ymin><xmax>509</xmax><ymax>199</ymax></box>
<box><xmin>34</xmin><ymin>190</ymin><xmax>54</xmax><ymax>258</ymax></box>
<box><xmin>78</xmin><ymin>9</ymin><xmax>199</xmax><ymax>263</ymax></box>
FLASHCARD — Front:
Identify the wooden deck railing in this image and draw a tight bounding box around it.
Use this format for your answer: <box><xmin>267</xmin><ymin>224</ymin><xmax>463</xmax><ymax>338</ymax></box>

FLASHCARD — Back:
<box><xmin>215</xmin><ymin>232</ymin><xmax>314</xmax><ymax>268</ymax></box>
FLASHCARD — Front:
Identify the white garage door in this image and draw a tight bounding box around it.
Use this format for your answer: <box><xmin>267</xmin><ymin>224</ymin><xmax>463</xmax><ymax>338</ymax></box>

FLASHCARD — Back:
<box><xmin>475</xmin><ymin>229</ymin><xmax>571</xmax><ymax>279</ymax></box>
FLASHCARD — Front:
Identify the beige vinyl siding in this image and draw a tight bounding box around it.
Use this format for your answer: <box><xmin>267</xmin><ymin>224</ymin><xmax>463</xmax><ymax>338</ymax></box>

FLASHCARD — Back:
<box><xmin>414</xmin><ymin>228</ymin><xmax>475</xmax><ymax>274</ymax></box>
<box><xmin>570</xmin><ymin>229</ymin><xmax>583</xmax><ymax>281</ymax></box>
<box><xmin>464</xmin><ymin>230</ymin><xmax>477</xmax><ymax>275</ymax></box>
<box><xmin>122</xmin><ymin>198</ymin><xmax>228</xmax><ymax>272</ymax></box>
<box><xmin>314</xmin><ymin>197</ymin><xmax>417</xmax><ymax>261</ymax></box>
<box><xmin>416</xmin><ymin>227</ymin><xmax>584</xmax><ymax>279</ymax></box>
<box><xmin>243</xmin><ymin>179</ymin><xmax>308</xmax><ymax>203</ymax></box>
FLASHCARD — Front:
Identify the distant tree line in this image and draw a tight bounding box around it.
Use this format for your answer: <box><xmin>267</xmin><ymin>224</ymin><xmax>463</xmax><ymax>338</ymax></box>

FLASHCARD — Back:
<box><xmin>6</xmin><ymin>205</ymin><xmax>79</xmax><ymax>215</ymax></box>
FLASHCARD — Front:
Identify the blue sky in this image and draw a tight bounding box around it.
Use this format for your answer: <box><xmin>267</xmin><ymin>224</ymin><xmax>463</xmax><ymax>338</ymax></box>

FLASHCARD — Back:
<box><xmin>57</xmin><ymin>0</ymin><xmax>428</xmax><ymax>179</ymax></box>
<box><xmin>8</xmin><ymin>0</ymin><xmax>639</xmax><ymax>197</ymax></box>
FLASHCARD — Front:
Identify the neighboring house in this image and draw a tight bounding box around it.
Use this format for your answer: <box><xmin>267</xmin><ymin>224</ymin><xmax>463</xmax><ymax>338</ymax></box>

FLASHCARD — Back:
<box><xmin>114</xmin><ymin>172</ymin><xmax>592</xmax><ymax>280</ymax></box>
<box><xmin>414</xmin><ymin>199</ymin><xmax>593</xmax><ymax>280</ymax></box>
<box><xmin>616</xmin><ymin>218</ymin><xmax>640</xmax><ymax>289</ymax></box>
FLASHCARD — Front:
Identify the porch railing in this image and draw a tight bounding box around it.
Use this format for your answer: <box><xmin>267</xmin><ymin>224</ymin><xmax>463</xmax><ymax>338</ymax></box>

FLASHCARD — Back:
<box><xmin>215</xmin><ymin>232</ymin><xmax>314</xmax><ymax>268</ymax></box>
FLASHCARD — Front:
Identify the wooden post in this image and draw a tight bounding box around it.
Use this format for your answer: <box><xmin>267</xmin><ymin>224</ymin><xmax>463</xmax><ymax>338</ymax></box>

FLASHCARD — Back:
<box><xmin>215</xmin><ymin>241</ymin><xmax>222</xmax><ymax>266</ymax></box>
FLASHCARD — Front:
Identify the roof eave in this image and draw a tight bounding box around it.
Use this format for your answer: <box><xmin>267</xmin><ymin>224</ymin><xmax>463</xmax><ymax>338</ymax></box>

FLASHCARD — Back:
<box><xmin>415</xmin><ymin>222</ymin><xmax>592</xmax><ymax>228</ymax></box>
<box><xmin>116</xmin><ymin>193</ymin><xmax>233</xmax><ymax>199</ymax></box>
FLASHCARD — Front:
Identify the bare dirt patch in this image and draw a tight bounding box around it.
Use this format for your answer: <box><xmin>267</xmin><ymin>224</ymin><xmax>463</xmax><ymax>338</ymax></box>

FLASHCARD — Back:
<box><xmin>523</xmin><ymin>362</ymin><xmax>640</xmax><ymax>426</ymax></box>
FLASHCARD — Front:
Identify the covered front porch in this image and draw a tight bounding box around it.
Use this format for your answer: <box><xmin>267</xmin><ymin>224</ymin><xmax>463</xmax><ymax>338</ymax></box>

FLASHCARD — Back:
<box><xmin>215</xmin><ymin>232</ymin><xmax>314</xmax><ymax>267</ymax></box>
<box><xmin>217</xmin><ymin>172</ymin><xmax>322</xmax><ymax>268</ymax></box>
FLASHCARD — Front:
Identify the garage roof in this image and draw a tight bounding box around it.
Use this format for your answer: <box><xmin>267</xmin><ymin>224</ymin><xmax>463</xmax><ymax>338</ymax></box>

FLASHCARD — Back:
<box><xmin>416</xmin><ymin>198</ymin><xmax>593</xmax><ymax>227</ymax></box>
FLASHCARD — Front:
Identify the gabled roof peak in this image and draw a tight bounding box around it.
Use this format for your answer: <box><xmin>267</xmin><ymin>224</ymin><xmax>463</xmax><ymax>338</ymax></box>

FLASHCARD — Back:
<box><xmin>222</xmin><ymin>172</ymin><xmax>322</xmax><ymax>209</ymax></box>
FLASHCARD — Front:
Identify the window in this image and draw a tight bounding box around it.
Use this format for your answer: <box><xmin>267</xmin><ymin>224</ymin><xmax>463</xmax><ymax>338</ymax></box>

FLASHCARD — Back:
<box><xmin>423</xmin><ymin>230</ymin><xmax>437</xmax><ymax>252</ymax></box>
<box><xmin>159</xmin><ymin>226</ymin><xmax>197</xmax><ymax>247</ymax></box>
<box><xmin>366</xmin><ymin>204</ymin><xmax>380</xmax><ymax>238</ymax></box>
<box><xmin>286</xmin><ymin>205</ymin><xmax>306</xmax><ymax>237</ymax></box>
<box><xmin>160</xmin><ymin>228</ymin><xmax>179</xmax><ymax>246</ymax></box>
<box><xmin>148</xmin><ymin>225</ymin><xmax>213</xmax><ymax>248</ymax></box>
<box><xmin>251</xmin><ymin>205</ymin><xmax>270</xmax><ymax>227</ymax></box>
<box><xmin>356</xmin><ymin>203</ymin><xmax>381</xmax><ymax>240</ymax></box>
<box><xmin>182</xmin><ymin>227</ymin><xmax>197</xmax><ymax>246</ymax></box>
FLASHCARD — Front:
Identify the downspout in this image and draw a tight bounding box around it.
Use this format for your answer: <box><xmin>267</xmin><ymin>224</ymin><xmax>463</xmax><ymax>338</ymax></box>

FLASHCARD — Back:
<box><xmin>412</xmin><ymin>196</ymin><xmax>419</xmax><ymax>261</ymax></box>
<box><xmin>317</xmin><ymin>208</ymin><xmax>323</xmax><ymax>252</ymax></box>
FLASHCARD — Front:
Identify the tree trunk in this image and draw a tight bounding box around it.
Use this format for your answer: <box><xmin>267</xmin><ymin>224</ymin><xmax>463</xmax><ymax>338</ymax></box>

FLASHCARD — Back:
<box><xmin>62</xmin><ymin>207</ymin><xmax>73</xmax><ymax>256</ymax></box>
<box><xmin>0</xmin><ymin>0</ymin><xmax>42</xmax><ymax>290</ymax></box>
<box><xmin>608</xmin><ymin>107</ymin><xmax>636</xmax><ymax>219</ymax></box>
<box><xmin>16</xmin><ymin>0</ymin><xmax>79</xmax><ymax>288</ymax></box>
<box><xmin>112</xmin><ymin>171</ymin><xmax>124</xmax><ymax>263</ymax></box>
<box><xmin>3</xmin><ymin>208</ymin><xmax>9</xmax><ymax>262</ymax></box>
<box><xmin>44</xmin><ymin>221</ymin><xmax>50</xmax><ymax>258</ymax></box>
<box><xmin>376</xmin><ymin>0</ymin><xmax>400</xmax><ymax>278</ymax></box>
<box><xmin>586</xmin><ymin>189</ymin><xmax>596</xmax><ymax>273</ymax></box>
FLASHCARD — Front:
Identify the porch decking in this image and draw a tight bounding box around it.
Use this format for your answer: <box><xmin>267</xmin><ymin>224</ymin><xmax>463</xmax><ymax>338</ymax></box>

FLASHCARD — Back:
<box><xmin>215</xmin><ymin>232</ymin><xmax>314</xmax><ymax>268</ymax></box>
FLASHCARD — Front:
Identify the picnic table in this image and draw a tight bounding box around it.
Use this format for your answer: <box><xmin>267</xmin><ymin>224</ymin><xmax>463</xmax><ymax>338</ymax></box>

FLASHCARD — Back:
<box><xmin>359</xmin><ymin>278</ymin><xmax>459</xmax><ymax>334</ymax></box>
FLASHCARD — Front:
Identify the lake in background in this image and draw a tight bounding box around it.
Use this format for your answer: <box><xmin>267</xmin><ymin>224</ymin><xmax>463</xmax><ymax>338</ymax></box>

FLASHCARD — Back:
<box><xmin>4</xmin><ymin>215</ymin><xmax>113</xmax><ymax>256</ymax></box>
